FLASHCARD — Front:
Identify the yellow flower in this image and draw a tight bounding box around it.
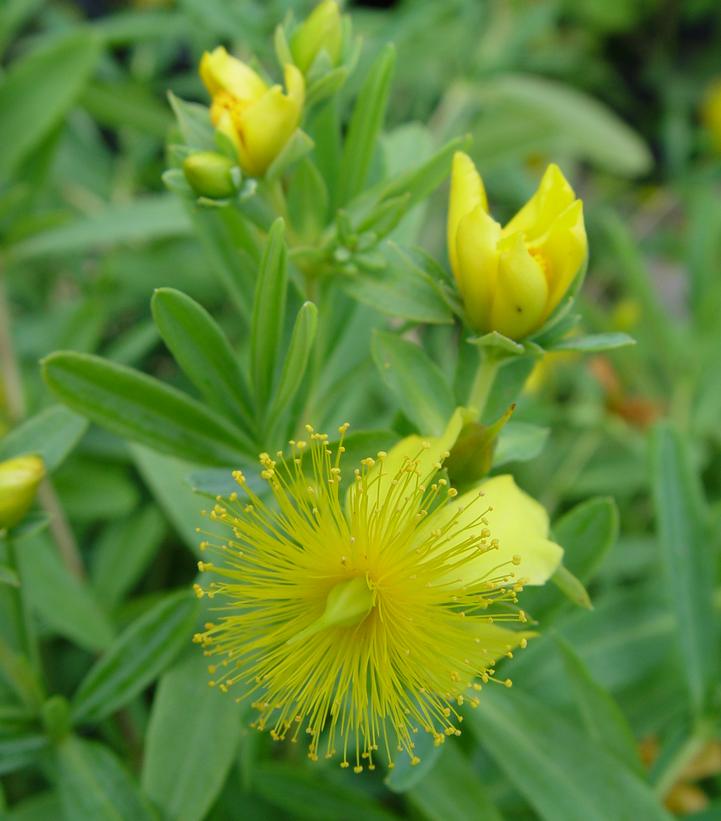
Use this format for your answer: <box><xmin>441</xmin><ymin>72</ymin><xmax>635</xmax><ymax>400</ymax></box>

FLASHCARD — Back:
<box><xmin>291</xmin><ymin>0</ymin><xmax>343</xmax><ymax>74</ymax></box>
<box><xmin>702</xmin><ymin>79</ymin><xmax>721</xmax><ymax>152</ymax></box>
<box><xmin>448</xmin><ymin>152</ymin><xmax>587</xmax><ymax>340</ymax></box>
<box><xmin>193</xmin><ymin>416</ymin><xmax>562</xmax><ymax>771</ymax></box>
<box><xmin>200</xmin><ymin>47</ymin><xmax>305</xmax><ymax>178</ymax></box>
<box><xmin>0</xmin><ymin>455</ymin><xmax>45</xmax><ymax>530</ymax></box>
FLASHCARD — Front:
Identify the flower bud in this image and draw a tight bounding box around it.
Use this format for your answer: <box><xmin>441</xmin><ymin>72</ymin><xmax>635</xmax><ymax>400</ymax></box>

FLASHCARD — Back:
<box><xmin>448</xmin><ymin>152</ymin><xmax>587</xmax><ymax>340</ymax></box>
<box><xmin>200</xmin><ymin>47</ymin><xmax>305</xmax><ymax>178</ymax></box>
<box><xmin>702</xmin><ymin>78</ymin><xmax>721</xmax><ymax>152</ymax></box>
<box><xmin>0</xmin><ymin>455</ymin><xmax>45</xmax><ymax>530</ymax></box>
<box><xmin>183</xmin><ymin>151</ymin><xmax>237</xmax><ymax>199</ymax></box>
<box><xmin>291</xmin><ymin>0</ymin><xmax>343</xmax><ymax>74</ymax></box>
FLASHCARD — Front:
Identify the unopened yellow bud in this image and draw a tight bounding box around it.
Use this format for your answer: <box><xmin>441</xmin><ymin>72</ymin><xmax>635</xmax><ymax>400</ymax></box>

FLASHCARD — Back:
<box><xmin>448</xmin><ymin>152</ymin><xmax>587</xmax><ymax>340</ymax></box>
<box><xmin>0</xmin><ymin>455</ymin><xmax>45</xmax><ymax>530</ymax></box>
<box><xmin>183</xmin><ymin>152</ymin><xmax>237</xmax><ymax>198</ymax></box>
<box><xmin>200</xmin><ymin>47</ymin><xmax>305</xmax><ymax>178</ymax></box>
<box><xmin>291</xmin><ymin>0</ymin><xmax>343</xmax><ymax>74</ymax></box>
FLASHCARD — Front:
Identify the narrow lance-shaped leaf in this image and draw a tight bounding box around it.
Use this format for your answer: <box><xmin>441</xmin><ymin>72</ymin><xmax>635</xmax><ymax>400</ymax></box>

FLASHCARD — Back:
<box><xmin>651</xmin><ymin>423</ymin><xmax>717</xmax><ymax>714</ymax></box>
<box><xmin>371</xmin><ymin>330</ymin><xmax>454</xmax><ymax>436</ymax></box>
<box><xmin>151</xmin><ymin>287</ymin><xmax>255</xmax><ymax>430</ymax></box>
<box><xmin>250</xmin><ymin>218</ymin><xmax>288</xmax><ymax>417</ymax></box>
<box><xmin>338</xmin><ymin>44</ymin><xmax>395</xmax><ymax>205</ymax></box>
<box><xmin>0</xmin><ymin>405</ymin><xmax>87</xmax><ymax>472</ymax></box>
<box><xmin>72</xmin><ymin>590</ymin><xmax>199</xmax><ymax>724</ymax></box>
<box><xmin>43</xmin><ymin>351</ymin><xmax>253</xmax><ymax>465</ymax></box>
<box><xmin>266</xmin><ymin>301</ymin><xmax>318</xmax><ymax>435</ymax></box>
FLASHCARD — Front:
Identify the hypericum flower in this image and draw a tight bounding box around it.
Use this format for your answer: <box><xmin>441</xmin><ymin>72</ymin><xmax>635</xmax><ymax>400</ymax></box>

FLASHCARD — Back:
<box><xmin>291</xmin><ymin>0</ymin><xmax>343</xmax><ymax>74</ymax></box>
<box><xmin>200</xmin><ymin>47</ymin><xmax>305</xmax><ymax>178</ymax></box>
<box><xmin>193</xmin><ymin>418</ymin><xmax>562</xmax><ymax>771</ymax></box>
<box><xmin>448</xmin><ymin>152</ymin><xmax>587</xmax><ymax>340</ymax></box>
<box><xmin>0</xmin><ymin>455</ymin><xmax>45</xmax><ymax>530</ymax></box>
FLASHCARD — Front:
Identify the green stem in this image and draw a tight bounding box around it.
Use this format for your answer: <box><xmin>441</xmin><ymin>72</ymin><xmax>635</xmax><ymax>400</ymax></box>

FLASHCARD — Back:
<box><xmin>467</xmin><ymin>350</ymin><xmax>502</xmax><ymax>421</ymax></box>
<box><xmin>653</xmin><ymin>722</ymin><xmax>713</xmax><ymax>799</ymax></box>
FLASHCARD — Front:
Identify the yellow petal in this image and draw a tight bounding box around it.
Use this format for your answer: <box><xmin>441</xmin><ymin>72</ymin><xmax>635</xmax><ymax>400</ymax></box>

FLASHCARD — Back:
<box><xmin>455</xmin><ymin>205</ymin><xmax>501</xmax><ymax>332</ymax></box>
<box><xmin>490</xmin><ymin>232</ymin><xmax>548</xmax><ymax>339</ymax></box>
<box><xmin>237</xmin><ymin>65</ymin><xmax>304</xmax><ymax>176</ymax></box>
<box><xmin>535</xmin><ymin>199</ymin><xmax>587</xmax><ymax>319</ymax></box>
<box><xmin>448</xmin><ymin>152</ymin><xmax>488</xmax><ymax>283</ymax></box>
<box><xmin>214</xmin><ymin>108</ymin><xmax>247</xmax><ymax>168</ymax></box>
<box><xmin>417</xmin><ymin>474</ymin><xmax>562</xmax><ymax>588</ymax></box>
<box><xmin>354</xmin><ymin>409</ymin><xmax>465</xmax><ymax>520</ymax></box>
<box><xmin>200</xmin><ymin>46</ymin><xmax>267</xmax><ymax>101</ymax></box>
<box><xmin>503</xmin><ymin>163</ymin><xmax>576</xmax><ymax>241</ymax></box>
<box><xmin>0</xmin><ymin>455</ymin><xmax>45</xmax><ymax>530</ymax></box>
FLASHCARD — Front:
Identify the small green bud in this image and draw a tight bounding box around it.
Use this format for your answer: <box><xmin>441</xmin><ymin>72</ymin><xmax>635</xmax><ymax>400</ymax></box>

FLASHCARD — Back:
<box><xmin>445</xmin><ymin>405</ymin><xmax>515</xmax><ymax>486</ymax></box>
<box><xmin>183</xmin><ymin>152</ymin><xmax>237</xmax><ymax>199</ymax></box>
<box><xmin>291</xmin><ymin>0</ymin><xmax>343</xmax><ymax>74</ymax></box>
<box><xmin>0</xmin><ymin>455</ymin><xmax>45</xmax><ymax>530</ymax></box>
<box><xmin>42</xmin><ymin>695</ymin><xmax>71</xmax><ymax>744</ymax></box>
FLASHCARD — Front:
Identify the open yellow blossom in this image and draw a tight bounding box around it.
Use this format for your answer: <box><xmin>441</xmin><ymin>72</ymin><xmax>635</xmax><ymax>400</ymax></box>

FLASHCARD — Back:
<box><xmin>448</xmin><ymin>152</ymin><xmax>587</xmax><ymax>340</ymax></box>
<box><xmin>200</xmin><ymin>47</ymin><xmax>305</xmax><ymax>177</ymax></box>
<box><xmin>193</xmin><ymin>417</ymin><xmax>562</xmax><ymax>771</ymax></box>
<box><xmin>0</xmin><ymin>455</ymin><xmax>45</xmax><ymax>530</ymax></box>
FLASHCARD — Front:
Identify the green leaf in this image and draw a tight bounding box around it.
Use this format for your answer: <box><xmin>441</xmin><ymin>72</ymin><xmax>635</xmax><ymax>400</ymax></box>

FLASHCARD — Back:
<box><xmin>406</xmin><ymin>744</ymin><xmax>504</xmax><ymax>821</ymax></box>
<box><xmin>168</xmin><ymin>91</ymin><xmax>216</xmax><ymax>150</ymax></box>
<box><xmin>0</xmin><ymin>30</ymin><xmax>100</xmax><ymax>179</ymax></box>
<box><xmin>0</xmin><ymin>564</ymin><xmax>20</xmax><ymax>587</ymax></box>
<box><xmin>555</xmin><ymin>635</ymin><xmax>643</xmax><ymax>775</ymax></box>
<box><xmin>468</xmin><ymin>331</ymin><xmax>527</xmax><ymax>356</ymax></box>
<box><xmin>142</xmin><ymin>650</ymin><xmax>243</xmax><ymax>821</ymax></box>
<box><xmin>0</xmin><ymin>405</ymin><xmax>88</xmax><ymax>472</ymax></box>
<box><xmin>91</xmin><ymin>506</ymin><xmax>167</xmax><ymax>608</ymax></box>
<box><xmin>475</xmin><ymin>74</ymin><xmax>652</xmax><ymax>177</ymax></box>
<box><xmin>551</xmin><ymin>564</ymin><xmax>592</xmax><ymax>610</ymax></box>
<box><xmin>4</xmin><ymin>791</ymin><xmax>62</xmax><ymax>821</ymax></box>
<box><xmin>468</xmin><ymin>688</ymin><xmax>672</xmax><ymax>821</ymax></box>
<box><xmin>338</xmin><ymin>44</ymin><xmax>396</xmax><ymax>204</ymax></box>
<box><xmin>81</xmin><ymin>81</ymin><xmax>171</xmax><ymax>138</ymax></box>
<box><xmin>71</xmin><ymin>590</ymin><xmax>198</xmax><ymax>723</ymax></box>
<box><xmin>385</xmin><ymin>731</ymin><xmax>443</xmax><ymax>793</ymax></box>
<box><xmin>650</xmin><ymin>423</ymin><xmax>717</xmax><ymax>714</ymax></box>
<box><xmin>10</xmin><ymin>195</ymin><xmax>190</xmax><ymax>261</ymax></box>
<box><xmin>43</xmin><ymin>351</ymin><xmax>251</xmax><ymax>465</ymax></box>
<box><xmin>19</xmin><ymin>534</ymin><xmax>115</xmax><ymax>653</ymax></box>
<box><xmin>250</xmin><ymin>218</ymin><xmax>288</xmax><ymax>415</ymax></box>
<box><xmin>265</xmin><ymin>129</ymin><xmax>315</xmax><ymax>182</ymax></box>
<box><xmin>548</xmin><ymin>332</ymin><xmax>636</xmax><ymax>353</ymax></box>
<box><xmin>522</xmin><ymin>497</ymin><xmax>618</xmax><ymax>620</ymax></box>
<box><xmin>55</xmin><ymin>736</ymin><xmax>156</xmax><ymax>821</ymax></box>
<box><xmin>0</xmin><ymin>732</ymin><xmax>47</xmax><ymax>775</ymax></box>
<box><xmin>493</xmin><ymin>421</ymin><xmax>549</xmax><ymax>466</ymax></box>
<box><xmin>151</xmin><ymin>288</ymin><xmax>255</xmax><ymax>429</ymax></box>
<box><xmin>252</xmin><ymin>762</ymin><xmax>399</xmax><ymax>820</ymax></box>
<box><xmin>266</xmin><ymin>301</ymin><xmax>318</xmax><ymax>431</ymax></box>
<box><xmin>371</xmin><ymin>330</ymin><xmax>454</xmax><ymax>436</ymax></box>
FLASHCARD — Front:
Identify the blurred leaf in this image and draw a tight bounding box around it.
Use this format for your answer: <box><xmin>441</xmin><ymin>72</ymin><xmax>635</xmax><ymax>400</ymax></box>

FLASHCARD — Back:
<box><xmin>252</xmin><ymin>762</ymin><xmax>399</xmax><ymax>820</ymax></box>
<box><xmin>43</xmin><ymin>352</ymin><xmax>251</xmax><ymax>465</ymax></box>
<box><xmin>168</xmin><ymin>91</ymin><xmax>216</xmax><ymax>151</ymax></box>
<box><xmin>475</xmin><ymin>74</ymin><xmax>652</xmax><ymax>176</ymax></box>
<box><xmin>551</xmin><ymin>564</ymin><xmax>592</xmax><ymax>610</ymax></box>
<box><xmin>0</xmin><ymin>30</ymin><xmax>100</xmax><ymax>179</ymax></box>
<box><xmin>10</xmin><ymin>196</ymin><xmax>190</xmax><ymax>261</ymax></box>
<box><xmin>372</xmin><ymin>330</ymin><xmax>454</xmax><ymax>436</ymax></box>
<box><xmin>0</xmin><ymin>406</ymin><xmax>87</xmax><ymax>472</ymax></box>
<box><xmin>91</xmin><ymin>506</ymin><xmax>167</xmax><ymax>608</ymax></box>
<box><xmin>266</xmin><ymin>129</ymin><xmax>315</xmax><ymax>182</ymax></box>
<box><xmin>0</xmin><ymin>732</ymin><xmax>47</xmax><ymax>776</ymax></box>
<box><xmin>55</xmin><ymin>736</ymin><xmax>156</xmax><ymax>821</ymax></box>
<box><xmin>0</xmin><ymin>564</ymin><xmax>19</xmax><ymax>587</ymax></box>
<box><xmin>81</xmin><ymin>81</ymin><xmax>171</xmax><ymax>138</ymax></box>
<box><xmin>406</xmin><ymin>743</ymin><xmax>503</xmax><ymax>821</ymax></box>
<box><xmin>151</xmin><ymin>287</ymin><xmax>255</xmax><ymax>430</ymax></box>
<box><xmin>469</xmin><ymin>687</ymin><xmax>672</xmax><ymax>821</ymax></box>
<box><xmin>339</xmin><ymin>44</ymin><xmax>396</xmax><ymax>204</ymax></box>
<box><xmin>19</xmin><ymin>534</ymin><xmax>114</xmax><ymax>653</ymax></box>
<box><xmin>72</xmin><ymin>590</ymin><xmax>198</xmax><ymax>723</ymax></box>
<box><xmin>650</xmin><ymin>423</ymin><xmax>717</xmax><ymax>714</ymax></box>
<box><xmin>548</xmin><ymin>333</ymin><xmax>636</xmax><ymax>353</ymax></box>
<box><xmin>266</xmin><ymin>301</ymin><xmax>318</xmax><ymax>433</ymax></box>
<box><xmin>493</xmin><ymin>421</ymin><xmax>549</xmax><ymax>466</ymax></box>
<box><xmin>5</xmin><ymin>791</ymin><xmax>62</xmax><ymax>821</ymax></box>
<box><xmin>250</xmin><ymin>218</ymin><xmax>287</xmax><ymax>415</ymax></box>
<box><xmin>142</xmin><ymin>650</ymin><xmax>243</xmax><ymax>821</ymax></box>
<box><xmin>555</xmin><ymin>635</ymin><xmax>643</xmax><ymax>775</ymax></box>
<box><xmin>385</xmin><ymin>731</ymin><xmax>443</xmax><ymax>793</ymax></box>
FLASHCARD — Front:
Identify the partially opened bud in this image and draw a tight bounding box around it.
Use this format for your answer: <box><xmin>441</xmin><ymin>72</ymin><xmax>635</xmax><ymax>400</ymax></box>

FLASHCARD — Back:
<box><xmin>448</xmin><ymin>152</ymin><xmax>587</xmax><ymax>340</ymax></box>
<box><xmin>291</xmin><ymin>0</ymin><xmax>343</xmax><ymax>74</ymax></box>
<box><xmin>0</xmin><ymin>455</ymin><xmax>45</xmax><ymax>530</ymax></box>
<box><xmin>183</xmin><ymin>151</ymin><xmax>237</xmax><ymax>199</ymax></box>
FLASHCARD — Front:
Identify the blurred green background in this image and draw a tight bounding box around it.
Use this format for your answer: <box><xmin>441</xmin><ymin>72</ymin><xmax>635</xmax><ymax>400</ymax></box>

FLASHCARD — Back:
<box><xmin>1</xmin><ymin>0</ymin><xmax>721</xmax><ymax>818</ymax></box>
